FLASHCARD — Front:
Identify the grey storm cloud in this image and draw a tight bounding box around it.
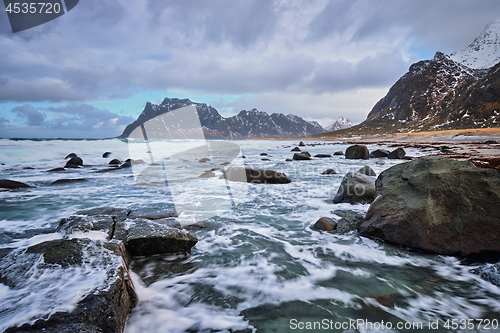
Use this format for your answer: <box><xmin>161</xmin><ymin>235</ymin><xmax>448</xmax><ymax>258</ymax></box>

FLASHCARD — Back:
<box><xmin>12</xmin><ymin>104</ymin><xmax>46</xmax><ymax>126</ymax></box>
<box><xmin>0</xmin><ymin>0</ymin><xmax>499</xmax><ymax>105</ymax></box>
<box><xmin>46</xmin><ymin>103</ymin><xmax>134</xmax><ymax>127</ymax></box>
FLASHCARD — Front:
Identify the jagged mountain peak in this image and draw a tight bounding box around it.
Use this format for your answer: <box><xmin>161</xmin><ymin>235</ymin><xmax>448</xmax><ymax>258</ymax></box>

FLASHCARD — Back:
<box><xmin>325</xmin><ymin>116</ymin><xmax>353</xmax><ymax>132</ymax></box>
<box><xmin>119</xmin><ymin>98</ymin><xmax>325</xmax><ymax>139</ymax></box>
<box><xmin>450</xmin><ymin>21</ymin><xmax>500</xmax><ymax>69</ymax></box>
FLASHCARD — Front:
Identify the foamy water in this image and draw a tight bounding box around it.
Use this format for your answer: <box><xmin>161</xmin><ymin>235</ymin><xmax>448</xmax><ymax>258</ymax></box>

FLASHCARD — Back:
<box><xmin>1</xmin><ymin>138</ymin><xmax>499</xmax><ymax>333</ymax></box>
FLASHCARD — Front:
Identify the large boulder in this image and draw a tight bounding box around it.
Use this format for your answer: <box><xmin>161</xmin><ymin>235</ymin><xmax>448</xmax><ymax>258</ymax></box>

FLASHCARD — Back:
<box><xmin>345</xmin><ymin>145</ymin><xmax>369</xmax><ymax>160</ymax></box>
<box><xmin>359</xmin><ymin>156</ymin><xmax>500</xmax><ymax>257</ymax></box>
<box><xmin>333</xmin><ymin>172</ymin><xmax>376</xmax><ymax>204</ymax></box>
<box><xmin>0</xmin><ymin>179</ymin><xmax>31</xmax><ymax>189</ymax></box>
<box><xmin>388</xmin><ymin>147</ymin><xmax>406</xmax><ymax>159</ymax></box>
<box><xmin>358</xmin><ymin>165</ymin><xmax>376</xmax><ymax>177</ymax></box>
<box><xmin>1</xmin><ymin>239</ymin><xmax>137</xmax><ymax>333</ymax></box>
<box><xmin>221</xmin><ymin>167</ymin><xmax>291</xmax><ymax>184</ymax></box>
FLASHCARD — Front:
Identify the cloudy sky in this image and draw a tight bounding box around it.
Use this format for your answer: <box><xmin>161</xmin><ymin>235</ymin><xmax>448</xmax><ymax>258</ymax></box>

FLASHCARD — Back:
<box><xmin>0</xmin><ymin>0</ymin><xmax>499</xmax><ymax>138</ymax></box>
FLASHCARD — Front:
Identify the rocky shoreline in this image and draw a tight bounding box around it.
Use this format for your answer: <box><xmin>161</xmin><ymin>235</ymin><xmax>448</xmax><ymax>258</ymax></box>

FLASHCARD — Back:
<box><xmin>1</xmin><ymin>140</ymin><xmax>500</xmax><ymax>332</ymax></box>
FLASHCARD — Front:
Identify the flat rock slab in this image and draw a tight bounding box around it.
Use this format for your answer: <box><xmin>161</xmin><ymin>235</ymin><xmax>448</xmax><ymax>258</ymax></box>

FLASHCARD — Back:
<box><xmin>128</xmin><ymin>208</ymin><xmax>177</xmax><ymax>220</ymax></box>
<box><xmin>119</xmin><ymin>219</ymin><xmax>198</xmax><ymax>256</ymax></box>
<box><xmin>1</xmin><ymin>239</ymin><xmax>137</xmax><ymax>333</ymax></box>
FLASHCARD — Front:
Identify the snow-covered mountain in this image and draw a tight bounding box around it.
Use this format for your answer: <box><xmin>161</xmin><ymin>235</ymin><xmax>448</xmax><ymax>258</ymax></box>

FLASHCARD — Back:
<box><xmin>324</xmin><ymin>116</ymin><xmax>353</xmax><ymax>132</ymax></box>
<box><xmin>119</xmin><ymin>98</ymin><xmax>325</xmax><ymax>139</ymax></box>
<box><xmin>450</xmin><ymin>21</ymin><xmax>500</xmax><ymax>69</ymax></box>
<box><xmin>334</xmin><ymin>21</ymin><xmax>500</xmax><ymax>135</ymax></box>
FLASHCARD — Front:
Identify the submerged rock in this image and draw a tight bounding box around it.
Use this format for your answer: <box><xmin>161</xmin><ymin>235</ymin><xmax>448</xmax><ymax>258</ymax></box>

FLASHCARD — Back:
<box><xmin>314</xmin><ymin>154</ymin><xmax>332</xmax><ymax>158</ymax></box>
<box><xmin>345</xmin><ymin>145</ymin><xmax>369</xmax><ymax>160</ymax></box>
<box><xmin>221</xmin><ymin>167</ymin><xmax>291</xmax><ymax>184</ymax></box>
<box><xmin>102</xmin><ymin>152</ymin><xmax>112</xmax><ymax>158</ymax></box>
<box><xmin>0</xmin><ymin>179</ymin><xmax>31</xmax><ymax>189</ymax></box>
<box><xmin>47</xmin><ymin>167</ymin><xmax>66</xmax><ymax>172</ymax></box>
<box><xmin>321</xmin><ymin>169</ymin><xmax>337</xmax><ymax>175</ymax></box>
<box><xmin>471</xmin><ymin>263</ymin><xmax>500</xmax><ymax>286</ymax></box>
<box><xmin>1</xmin><ymin>239</ymin><xmax>137</xmax><ymax>333</ymax></box>
<box><xmin>333</xmin><ymin>151</ymin><xmax>344</xmax><ymax>156</ymax></box>
<box><xmin>333</xmin><ymin>172</ymin><xmax>376</xmax><ymax>204</ymax></box>
<box><xmin>359</xmin><ymin>156</ymin><xmax>500</xmax><ymax>256</ymax></box>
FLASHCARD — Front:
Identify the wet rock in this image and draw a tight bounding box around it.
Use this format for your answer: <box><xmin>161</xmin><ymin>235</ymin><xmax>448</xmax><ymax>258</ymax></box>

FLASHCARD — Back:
<box><xmin>65</xmin><ymin>153</ymin><xmax>78</xmax><ymax>159</ymax></box>
<box><xmin>95</xmin><ymin>167</ymin><xmax>122</xmax><ymax>173</ymax></box>
<box><xmin>333</xmin><ymin>151</ymin><xmax>344</xmax><ymax>156</ymax></box>
<box><xmin>484</xmin><ymin>140</ymin><xmax>498</xmax><ymax>144</ymax></box>
<box><xmin>199</xmin><ymin>157</ymin><xmax>210</xmax><ymax>163</ymax></box>
<box><xmin>285</xmin><ymin>158</ymin><xmax>293</xmax><ymax>162</ymax></box>
<box><xmin>370</xmin><ymin>149</ymin><xmax>390</xmax><ymax>158</ymax></box>
<box><xmin>345</xmin><ymin>145</ymin><xmax>369</xmax><ymax>160</ymax></box>
<box><xmin>51</xmin><ymin>178</ymin><xmax>87</xmax><ymax>185</ymax></box>
<box><xmin>359</xmin><ymin>156</ymin><xmax>500</xmax><ymax>256</ymax></box>
<box><xmin>298</xmin><ymin>141</ymin><xmax>306</xmax><ymax>147</ymax></box>
<box><xmin>199</xmin><ymin>170</ymin><xmax>216</xmax><ymax>178</ymax></box>
<box><xmin>321</xmin><ymin>169</ymin><xmax>337</xmax><ymax>175</ymax></box>
<box><xmin>333</xmin><ymin>210</ymin><xmax>365</xmax><ymax>234</ymax></box>
<box><xmin>314</xmin><ymin>154</ymin><xmax>332</xmax><ymax>158</ymax></box>
<box><xmin>388</xmin><ymin>147</ymin><xmax>406</xmax><ymax>159</ymax></box>
<box><xmin>102</xmin><ymin>152</ymin><xmax>112</xmax><ymax>158</ymax></box>
<box><xmin>291</xmin><ymin>147</ymin><xmax>301</xmax><ymax>152</ymax></box>
<box><xmin>221</xmin><ymin>167</ymin><xmax>291</xmax><ymax>184</ymax></box>
<box><xmin>109</xmin><ymin>159</ymin><xmax>121</xmax><ymax>165</ymax></box>
<box><xmin>65</xmin><ymin>157</ymin><xmax>83</xmax><ymax>168</ymax></box>
<box><xmin>79</xmin><ymin>207</ymin><xmax>131</xmax><ymax>220</ymax></box>
<box><xmin>57</xmin><ymin>215</ymin><xmax>116</xmax><ymax>239</ymax></box>
<box><xmin>311</xmin><ymin>217</ymin><xmax>337</xmax><ymax>233</ymax></box>
<box><xmin>358</xmin><ymin>165</ymin><xmax>376</xmax><ymax>177</ymax></box>
<box><xmin>47</xmin><ymin>167</ymin><xmax>66</xmax><ymax>172</ymax></box>
<box><xmin>293</xmin><ymin>153</ymin><xmax>312</xmax><ymax>161</ymax></box>
<box><xmin>120</xmin><ymin>161</ymin><xmax>132</xmax><ymax>168</ymax></box>
<box><xmin>333</xmin><ymin>172</ymin><xmax>376</xmax><ymax>204</ymax></box>
<box><xmin>118</xmin><ymin>219</ymin><xmax>198</xmax><ymax>256</ymax></box>
<box><xmin>471</xmin><ymin>263</ymin><xmax>500</xmax><ymax>286</ymax></box>
<box><xmin>261</xmin><ymin>158</ymin><xmax>271</xmax><ymax>161</ymax></box>
<box><xmin>1</xmin><ymin>239</ymin><xmax>137</xmax><ymax>333</ymax></box>
<box><xmin>260</xmin><ymin>153</ymin><xmax>268</xmax><ymax>156</ymax></box>
<box><xmin>0</xmin><ymin>179</ymin><xmax>31</xmax><ymax>189</ymax></box>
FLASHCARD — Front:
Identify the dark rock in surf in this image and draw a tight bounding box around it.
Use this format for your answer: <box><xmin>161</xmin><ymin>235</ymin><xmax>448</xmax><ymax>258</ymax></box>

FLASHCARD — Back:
<box><xmin>65</xmin><ymin>157</ymin><xmax>83</xmax><ymax>168</ymax></box>
<box><xmin>291</xmin><ymin>147</ymin><xmax>301</xmax><ymax>152</ymax></box>
<box><xmin>358</xmin><ymin>165</ymin><xmax>376</xmax><ymax>177</ymax></box>
<box><xmin>321</xmin><ymin>169</ymin><xmax>337</xmax><ymax>175</ymax></box>
<box><xmin>65</xmin><ymin>153</ymin><xmax>78</xmax><ymax>159</ymax></box>
<box><xmin>333</xmin><ymin>151</ymin><xmax>344</xmax><ymax>156</ymax></box>
<box><xmin>47</xmin><ymin>167</ymin><xmax>66</xmax><ymax>172</ymax></box>
<box><xmin>333</xmin><ymin>210</ymin><xmax>365</xmax><ymax>234</ymax></box>
<box><xmin>388</xmin><ymin>147</ymin><xmax>406</xmax><ymax>159</ymax></box>
<box><xmin>299</xmin><ymin>141</ymin><xmax>306</xmax><ymax>147</ymax></box>
<box><xmin>0</xmin><ymin>179</ymin><xmax>31</xmax><ymax>189</ymax></box>
<box><xmin>109</xmin><ymin>159</ymin><xmax>121</xmax><ymax>165</ymax></box>
<box><xmin>314</xmin><ymin>154</ymin><xmax>332</xmax><ymax>158</ymax></box>
<box><xmin>293</xmin><ymin>153</ymin><xmax>312</xmax><ymax>161</ymax></box>
<box><xmin>333</xmin><ymin>172</ymin><xmax>376</xmax><ymax>204</ymax></box>
<box><xmin>102</xmin><ymin>152</ymin><xmax>112</xmax><ymax>158</ymax></box>
<box><xmin>311</xmin><ymin>217</ymin><xmax>337</xmax><ymax>233</ymax></box>
<box><xmin>345</xmin><ymin>145</ymin><xmax>369</xmax><ymax>160</ymax></box>
<box><xmin>221</xmin><ymin>167</ymin><xmax>291</xmax><ymax>184</ymax></box>
<box><xmin>370</xmin><ymin>149</ymin><xmax>390</xmax><ymax>158</ymax></box>
<box><xmin>52</xmin><ymin>178</ymin><xmax>87</xmax><ymax>185</ymax></box>
<box><xmin>1</xmin><ymin>239</ymin><xmax>137</xmax><ymax>333</ymax></box>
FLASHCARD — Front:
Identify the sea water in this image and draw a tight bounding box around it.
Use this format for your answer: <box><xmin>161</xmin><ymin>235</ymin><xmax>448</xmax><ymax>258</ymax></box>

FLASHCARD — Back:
<box><xmin>0</xmin><ymin>138</ymin><xmax>499</xmax><ymax>333</ymax></box>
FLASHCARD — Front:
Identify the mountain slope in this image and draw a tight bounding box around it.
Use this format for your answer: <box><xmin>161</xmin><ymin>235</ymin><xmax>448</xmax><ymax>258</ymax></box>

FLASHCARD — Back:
<box><xmin>119</xmin><ymin>98</ymin><xmax>325</xmax><ymax>139</ymax></box>
<box><xmin>451</xmin><ymin>21</ymin><xmax>500</xmax><ymax>69</ymax></box>
<box><xmin>322</xmin><ymin>22</ymin><xmax>500</xmax><ymax>136</ymax></box>
<box><xmin>324</xmin><ymin>116</ymin><xmax>353</xmax><ymax>132</ymax></box>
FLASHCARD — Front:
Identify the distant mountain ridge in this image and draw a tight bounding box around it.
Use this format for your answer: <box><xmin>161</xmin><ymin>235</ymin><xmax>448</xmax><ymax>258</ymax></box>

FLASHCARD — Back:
<box><xmin>119</xmin><ymin>97</ymin><xmax>325</xmax><ymax>139</ymax></box>
<box><xmin>324</xmin><ymin>116</ymin><xmax>353</xmax><ymax>132</ymax></box>
<box><xmin>323</xmin><ymin>22</ymin><xmax>500</xmax><ymax>136</ymax></box>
